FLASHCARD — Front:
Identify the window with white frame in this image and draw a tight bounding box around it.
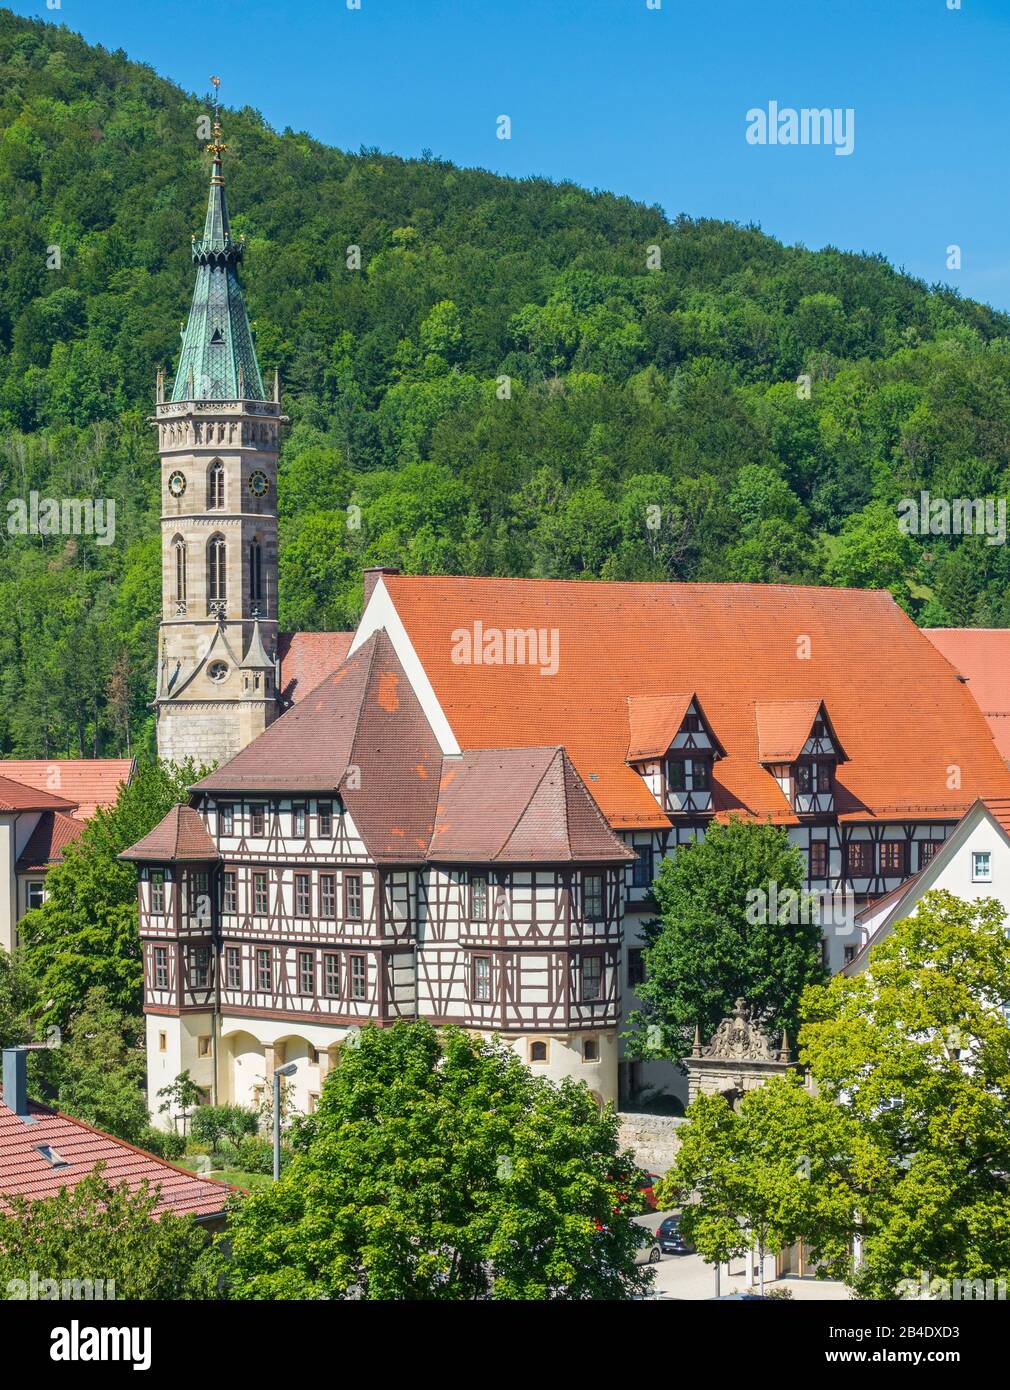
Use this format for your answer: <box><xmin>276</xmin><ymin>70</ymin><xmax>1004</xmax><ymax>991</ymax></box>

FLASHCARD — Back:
<box><xmin>972</xmin><ymin>850</ymin><xmax>992</xmax><ymax>883</ymax></box>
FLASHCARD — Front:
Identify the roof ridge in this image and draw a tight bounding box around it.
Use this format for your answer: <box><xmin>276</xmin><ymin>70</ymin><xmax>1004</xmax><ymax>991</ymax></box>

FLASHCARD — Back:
<box><xmin>497</xmin><ymin>748</ymin><xmax>563</xmax><ymax>860</ymax></box>
<box><xmin>346</xmin><ymin>631</ymin><xmax>386</xmax><ymax>788</ymax></box>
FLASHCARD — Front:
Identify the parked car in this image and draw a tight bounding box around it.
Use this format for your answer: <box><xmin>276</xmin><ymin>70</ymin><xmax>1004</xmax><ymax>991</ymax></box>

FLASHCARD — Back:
<box><xmin>657</xmin><ymin>1214</ymin><xmax>696</xmax><ymax>1255</ymax></box>
<box><xmin>633</xmin><ymin>1226</ymin><xmax>663</xmax><ymax>1265</ymax></box>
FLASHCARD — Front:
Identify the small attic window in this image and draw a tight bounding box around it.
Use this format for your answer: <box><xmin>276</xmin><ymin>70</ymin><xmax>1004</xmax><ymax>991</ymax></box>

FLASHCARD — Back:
<box><xmin>210</xmin><ymin>328</ymin><xmax>225</xmax><ymax>345</ymax></box>
<box><xmin>35</xmin><ymin>1144</ymin><xmax>69</xmax><ymax>1169</ymax></box>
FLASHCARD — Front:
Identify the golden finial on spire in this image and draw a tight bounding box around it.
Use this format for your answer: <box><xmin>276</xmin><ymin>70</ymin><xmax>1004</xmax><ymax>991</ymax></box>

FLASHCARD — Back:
<box><xmin>206</xmin><ymin>77</ymin><xmax>227</xmax><ymax>161</ymax></box>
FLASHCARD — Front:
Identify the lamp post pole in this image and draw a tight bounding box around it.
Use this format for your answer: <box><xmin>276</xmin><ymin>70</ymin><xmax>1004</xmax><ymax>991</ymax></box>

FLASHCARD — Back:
<box><xmin>273</xmin><ymin>1061</ymin><xmax>297</xmax><ymax>1181</ymax></box>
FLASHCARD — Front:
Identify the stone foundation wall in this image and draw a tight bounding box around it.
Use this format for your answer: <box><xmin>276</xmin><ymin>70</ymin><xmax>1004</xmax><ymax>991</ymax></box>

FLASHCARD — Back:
<box><xmin>617</xmin><ymin>1111</ymin><xmax>687</xmax><ymax>1175</ymax></box>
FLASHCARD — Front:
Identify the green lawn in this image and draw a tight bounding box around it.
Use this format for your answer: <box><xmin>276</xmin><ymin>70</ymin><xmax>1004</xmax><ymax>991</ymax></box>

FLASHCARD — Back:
<box><xmin>175</xmin><ymin>1156</ymin><xmax>273</xmax><ymax>1191</ymax></box>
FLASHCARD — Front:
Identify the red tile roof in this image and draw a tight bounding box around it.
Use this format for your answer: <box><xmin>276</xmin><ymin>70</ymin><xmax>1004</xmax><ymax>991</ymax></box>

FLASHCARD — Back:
<box><xmin>922</xmin><ymin>630</ymin><xmax>1010</xmax><ymax>760</ymax></box>
<box><xmin>380</xmin><ymin>576</ymin><xmax>1010</xmax><ymax>829</ymax></box>
<box><xmin>0</xmin><ymin>776</ymin><xmax>77</xmax><ymax>815</ymax></box>
<box><xmin>15</xmin><ymin>811</ymin><xmax>86</xmax><ymax>872</ymax></box>
<box><xmin>431</xmin><ymin>748</ymin><xmax>633</xmax><ymax>862</ymax></box>
<box><xmin>277</xmin><ymin>631</ymin><xmax>354</xmax><ymax>705</ymax></box>
<box><xmin>119</xmin><ymin>805</ymin><xmax>219</xmax><ymax>863</ymax></box>
<box><xmin>982</xmin><ymin>796</ymin><xmax>1010</xmax><ymax>836</ymax></box>
<box><xmin>0</xmin><ymin>759</ymin><xmax>133</xmax><ymax>819</ymax></box>
<box><xmin>626</xmin><ymin>694</ymin><xmax>694</xmax><ymax>762</ymax></box>
<box><xmin>0</xmin><ymin>1094</ymin><xmax>231</xmax><ymax>1220</ymax></box>
<box><xmin>754</xmin><ymin>700</ymin><xmax>824</xmax><ymax>763</ymax></box>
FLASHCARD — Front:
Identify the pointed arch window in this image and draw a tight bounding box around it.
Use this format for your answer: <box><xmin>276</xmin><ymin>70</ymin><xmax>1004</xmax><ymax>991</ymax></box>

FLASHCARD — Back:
<box><xmin>208</xmin><ymin>460</ymin><xmax>225</xmax><ymax>510</ymax></box>
<box><xmin>173</xmin><ymin>535</ymin><xmax>187</xmax><ymax>610</ymax></box>
<box><xmin>249</xmin><ymin>537</ymin><xmax>263</xmax><ymax>604</ymax></box>
<box><xmin>208</xmin><ymin>534</ymin><xmax>227</xmax><ymax>607</ymax></box>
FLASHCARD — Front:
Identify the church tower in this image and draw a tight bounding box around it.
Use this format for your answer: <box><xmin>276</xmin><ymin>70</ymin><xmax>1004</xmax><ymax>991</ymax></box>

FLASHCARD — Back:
<box><xmin>153</xmin><ymin>108</ymin><xmax>286</xmax><ymax>767</ymax></box>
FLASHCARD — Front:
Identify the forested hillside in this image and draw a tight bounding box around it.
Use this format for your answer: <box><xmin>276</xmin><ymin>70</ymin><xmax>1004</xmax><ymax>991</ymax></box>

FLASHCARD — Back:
<box><xmin>2</xmin><ymin>9</ymin><xmax>1010</xmax><ymax>759</ymax></box>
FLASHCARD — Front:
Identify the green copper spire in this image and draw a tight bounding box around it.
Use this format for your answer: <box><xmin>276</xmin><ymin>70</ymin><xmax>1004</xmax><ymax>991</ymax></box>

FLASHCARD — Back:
<box><xmin>172</xmin><ymin>110</ymin><xmax>265</xmax><ymax>402</ymax></box>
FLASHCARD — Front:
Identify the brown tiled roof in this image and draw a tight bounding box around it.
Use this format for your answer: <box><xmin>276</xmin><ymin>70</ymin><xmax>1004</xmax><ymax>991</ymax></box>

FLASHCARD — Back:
<box><xmin>0</xmin><ymin>776</ymin><xmax>78</xmax><ymax>815</ymax></box>
<box><xmin>430</xmin><ymin>748</ymin><xmax>633</xmax><ymax>863</ymax></box>
<box><xmin>119</xmin><ymin>805</ymin><xmax>219</xmax><ymax>863</ymax></box>
<box><xmin>277</xmin><ymin>631</ymin><xmax>354</xmax><ymax>706</ymax></box>
<box><xmin>0</xmin><ymin>759</ymin><xmax>133</xmax><ymax>819</ymax></box>
<box><xmin>922</xmin><ymin>630</ymin><xmax>1010</xmax><ymax>760</ymax></box>
<box><xmin>0</xmin><ymin>1094</ymin><xmax>231</xmax><ymax>1220</ymax></box>
<box><xmin>15</xmin><ymin>811</ymin><xmax>86</xmax><ymax>872</ymax></box>
<box><xmin>380</xmin><ymin>576</ymin><xmax>1010</xmax><ymax>828</ymax></box>
<box><xmin>195</xmin><ymin>632</ymin><xmax>443</xmax><ymax>863</ymax></box>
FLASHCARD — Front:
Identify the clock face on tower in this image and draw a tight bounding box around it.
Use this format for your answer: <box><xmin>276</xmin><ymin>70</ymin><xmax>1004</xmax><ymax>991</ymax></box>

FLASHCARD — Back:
<box><xmin>248</xmin><ymin>469</ymin><xmax>269</xmax><ymax>499</ymax></box>
<box><xmin>167</xmin><ymin>470</ymin><xmax>187</xmax><ymax>498</ymax></box>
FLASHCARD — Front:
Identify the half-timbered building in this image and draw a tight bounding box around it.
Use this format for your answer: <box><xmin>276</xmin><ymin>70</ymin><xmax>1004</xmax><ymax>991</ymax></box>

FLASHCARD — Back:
<box><xmin>128</xmin><ymin>123</ymin><xmax>1010</xmax><ymax>1122</ymax></box>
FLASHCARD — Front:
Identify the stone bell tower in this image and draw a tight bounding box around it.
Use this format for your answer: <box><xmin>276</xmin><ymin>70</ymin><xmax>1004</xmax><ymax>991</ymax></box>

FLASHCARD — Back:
<box><xmin>153</xmin><ymin>105</ymin><xmax>287</xmax><ymax>768</ymax></box>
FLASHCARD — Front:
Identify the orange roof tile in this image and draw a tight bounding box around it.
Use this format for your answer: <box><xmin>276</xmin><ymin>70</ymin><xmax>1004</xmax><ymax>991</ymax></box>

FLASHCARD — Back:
<box><xmin>626</xmin><ymin>694</ymin><xmax>693</xmax><ymax>761</ymax></box>
<box><xmin>982</xmin><ymin>796</ymin><xmax>1010</xmax><ymax>836</ymax></box>
<box><xmin>754</xmin><ymin>699</ymin><xmax>824</xmax><ymax>762</ymax></box>
<box><xmin>0</xmin><ymin>759</ymin><xmax>133</xmax><ymax>819</ymax></box>
<box><xmin>922</xmin><ymin>629</ymin><xmax>1010</xmax><ymax>760</ymax></box>
<box><xmin>0</xmin><ymin>1091</ymin><xmax>231</xmax><ymax>1220</ymax></box>
<box><xmin>381</xmin><ymin>576</ymin><xmax>1010</xmax><ymax>829</ymax></box>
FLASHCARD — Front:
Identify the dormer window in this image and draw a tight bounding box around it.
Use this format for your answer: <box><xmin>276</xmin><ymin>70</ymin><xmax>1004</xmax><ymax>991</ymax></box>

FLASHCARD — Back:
<box><xmin>625</xmin><ymin>692</ymin><xmax>726</xmax><ymax>818</ymax></box>
<box><xmin>755</xmin><ymin>700</ymin><xmax>847</xmax><ymax>815</ymax></box>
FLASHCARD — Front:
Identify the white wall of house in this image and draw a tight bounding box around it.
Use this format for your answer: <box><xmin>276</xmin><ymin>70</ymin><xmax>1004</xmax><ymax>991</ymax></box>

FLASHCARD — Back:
<box><xmin>848</xmin><ymin>803</ymin><xmax>1010</xmax><ymax>971</ymax></box>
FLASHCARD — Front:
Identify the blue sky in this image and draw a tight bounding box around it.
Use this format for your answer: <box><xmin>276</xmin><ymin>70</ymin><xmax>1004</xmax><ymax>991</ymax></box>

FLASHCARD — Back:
<box><xmin>13</xmin><ymin>0</ymin><xmax>1010</xmax><ymax>309</ymax></box>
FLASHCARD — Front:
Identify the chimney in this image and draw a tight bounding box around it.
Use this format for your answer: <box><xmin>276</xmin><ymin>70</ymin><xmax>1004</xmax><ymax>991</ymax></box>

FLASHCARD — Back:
<box><xmin>363</xmin><ymin>566</ymin><xmax>400</xmax><ymax>607</ymax></box>
<box><xmin>2</xmin><ymin>1047</ymin><xmax>31</xmax><ymax>1120</ymax></box>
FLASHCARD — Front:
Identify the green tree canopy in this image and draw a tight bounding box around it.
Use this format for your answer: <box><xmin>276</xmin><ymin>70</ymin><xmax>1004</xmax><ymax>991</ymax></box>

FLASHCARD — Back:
<box><xmin>661</xmin><ymin>891</ymin><xmax>1010</xmax><ymax>1298</ymax></box>
<box><xmin>224</xmin><ymin>1020</ymin><xmax>651</xmax><ymax>1301</ymax></box>
<box><xmin>0</xmin><ymin>1168</ymin><xmax>221</xmax><ymax>1301</ymax></box>
<box><xmin>630</xmin><ymin>817</ymin><xmax>826</xmax><ymax>1061</ymax></box>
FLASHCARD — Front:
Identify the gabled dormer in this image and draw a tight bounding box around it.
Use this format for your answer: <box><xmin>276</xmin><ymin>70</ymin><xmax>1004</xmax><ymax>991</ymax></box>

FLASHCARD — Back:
<box><xmin>626</xmin><ymin>694</ymin><xmax>726</xmax><ymax>816</ymax></box>
<box><xmin>755</xmin><ymin>699</ymin><xmax>847</xmax><ymax>814</ymax></box>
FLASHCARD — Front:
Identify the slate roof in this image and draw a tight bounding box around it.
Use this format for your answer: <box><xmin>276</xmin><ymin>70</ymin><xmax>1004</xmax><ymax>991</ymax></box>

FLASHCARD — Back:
<box><xmin>922</xmin><ymin>629</ymin><xmax>1010</xmax><ymax>761</ymax></box>
<box><xmin>0</xmin><ymin>1093</ymin><xmax>231</xmax><ymax>1220</ymax></box>
<box><xmin>378</xmin><ymin>575</ymin><xmax>1010</xmax><ymax>828</ymax></box>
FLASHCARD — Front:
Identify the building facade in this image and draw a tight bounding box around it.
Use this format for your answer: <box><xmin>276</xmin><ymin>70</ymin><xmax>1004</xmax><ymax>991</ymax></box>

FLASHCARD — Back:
<box><xmin>0</xmin><ymin>760</ymin><xmax>134</xmax><ymax>953</ymax></box>
<box><xmin>128</xmin><ymin>126</ymin><xmax>1010</xmax><ymax>1125</ymax></box>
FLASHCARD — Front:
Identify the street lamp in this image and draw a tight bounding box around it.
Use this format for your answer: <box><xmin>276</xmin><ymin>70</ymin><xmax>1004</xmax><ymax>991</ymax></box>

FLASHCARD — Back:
<box><xmin>273</xmin><ymin>1061</ymin><xmax>297</xmax><ymax>1181</ymax></box>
